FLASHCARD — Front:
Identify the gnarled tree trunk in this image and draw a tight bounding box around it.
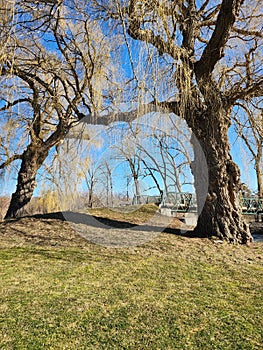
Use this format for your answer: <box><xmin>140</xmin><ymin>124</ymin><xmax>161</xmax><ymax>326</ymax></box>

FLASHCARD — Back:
<box><xmin>4</xmin><ymin>142</ymin><xmax>49</xmax><ymax>219</ymax></box>
<box><xmin>190</xmin><ymin>110</ymin><xmax>253</xmax><ymax>244</ymax></box>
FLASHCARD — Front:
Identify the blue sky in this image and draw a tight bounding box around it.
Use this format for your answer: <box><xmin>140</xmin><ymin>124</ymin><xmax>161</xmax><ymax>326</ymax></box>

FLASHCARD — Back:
<box><xmin>229</xmin><ymin>125</ymin><xmax>258</xmax><ymax>192</ymax></box>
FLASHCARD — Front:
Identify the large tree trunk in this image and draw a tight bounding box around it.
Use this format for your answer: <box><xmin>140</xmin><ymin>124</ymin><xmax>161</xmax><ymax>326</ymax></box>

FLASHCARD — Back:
<box><xmin>4</xmin><ymin>142</ymin><xmax>49</xmax><ymax>219</ymax></box>
<box><xmin>190</xmin><ymin>111</ymin><xmax>253</xmax><ymax>244</ymax></box>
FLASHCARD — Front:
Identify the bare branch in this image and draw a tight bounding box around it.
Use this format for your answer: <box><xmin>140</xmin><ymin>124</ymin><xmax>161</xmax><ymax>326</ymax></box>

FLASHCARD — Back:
<box><xmin>0</xmin><ymin>98</ymin><xmax>30</xmax><ymax>112</ymax></box>
<box><xmin>232</xmin><ymin>26</ymin><xmax>263</xmax><ymax>38</ymax></box>
<box><xmin>0</xmin><ymin>154</ymin><xmax>22</xmax><ymax>169</ymax></box>
<box><xmin>79</xmin><ymin>100</ymin><xmax>180</xmax><ymax>127</ymax></box>
<box><xmin>195</xmin><ymin>0</ymin><xmax>243</xmax><ymax>79</ymax></box>
<box><xmin>229</xmin><ymin>79</ymin><xmax>263</xmax><ymax>101</ymax></box>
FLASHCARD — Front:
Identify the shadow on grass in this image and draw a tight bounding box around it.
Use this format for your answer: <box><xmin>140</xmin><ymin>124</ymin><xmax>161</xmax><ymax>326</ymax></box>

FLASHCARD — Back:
<box><xmin>29</xmin><ymin>211</ymin><xmax>205</xmax><ymax>239</ymax></box>
<box><xmin>3</xmin><ymin>211</ymin><xmax>262</xmax><ymax>244</ymax></box>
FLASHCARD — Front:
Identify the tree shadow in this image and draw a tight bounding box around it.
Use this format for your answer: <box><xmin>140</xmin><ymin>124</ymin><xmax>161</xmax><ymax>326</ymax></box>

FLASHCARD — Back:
<box><xmin>29</xmin><ymin>210</ymin><xmax>203</xmax><ymax>238</ymax></box>
<box><xmin>3</xmin><ymin>211</ymin><xmax>262</xmax><ymax>243</ymax></box>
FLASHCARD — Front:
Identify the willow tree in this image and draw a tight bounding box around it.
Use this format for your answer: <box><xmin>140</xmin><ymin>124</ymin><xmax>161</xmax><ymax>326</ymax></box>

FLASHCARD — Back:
<box><xmin>0</xmin><ymin>1</ymin><xmax>116</xmax><ymax>218</ymax></box>
<box><xmin>89</xmin><ymin>0</ymin><xmax>263</xmax><ymax>243</ymax></box>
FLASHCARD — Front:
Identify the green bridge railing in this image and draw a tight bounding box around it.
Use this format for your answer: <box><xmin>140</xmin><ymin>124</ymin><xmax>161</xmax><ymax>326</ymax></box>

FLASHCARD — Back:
<box><xmin>240</xmin><ymin>197</ymin><xmax>263</xmax><ymax>215</ymax></box>
<box><xmin>133</xmin><ymin>193</ymin><xmax>263</xmax><ymax>217</ymax></box>
<box><xmin>162</xmin><ymin>192</ymin><xmax>195</xmax><ymax>213</ymax></box>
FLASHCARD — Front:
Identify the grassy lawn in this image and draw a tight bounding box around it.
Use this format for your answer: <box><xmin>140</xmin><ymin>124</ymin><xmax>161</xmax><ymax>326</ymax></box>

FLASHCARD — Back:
<box><xmin>0</xmin><ymin>206</ymin><xmax>262</xmax><ymax>349</ymax></box>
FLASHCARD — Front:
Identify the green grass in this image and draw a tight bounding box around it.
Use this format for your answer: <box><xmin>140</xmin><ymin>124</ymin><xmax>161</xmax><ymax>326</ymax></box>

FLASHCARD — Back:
<box><xmin>0</xmin><ymin>210</ymin><xmax>262</xmax><ymax>349</ymax></box>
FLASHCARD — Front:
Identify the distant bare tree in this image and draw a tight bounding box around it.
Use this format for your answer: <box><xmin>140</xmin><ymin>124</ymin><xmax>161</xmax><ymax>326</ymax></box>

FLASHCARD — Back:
<box><xmin>114</xmin><ymin>139</ymin><xmax>142</xmax><ymax>203</ymax></box>
<box><xmin>232</xmin><ymin>100</ymin><xmax>263</xmax><ymax>197</ymax></box>
<box><xmin>121</xmin><ymin>118</ymin><xmax>194</xmax><ymax>198</ymax></box>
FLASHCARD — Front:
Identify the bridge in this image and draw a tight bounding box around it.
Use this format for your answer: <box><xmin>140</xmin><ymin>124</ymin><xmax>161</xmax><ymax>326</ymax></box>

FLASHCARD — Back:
<box><xmin>133</xmin><ymin>192</ymin><xmax>263</xmax><ymax>220</ymax></box>
<box><xmin>240</xmin><ymin>197</ymin><xmax>263</xmax><ymax>221</ymax></box>
<box><xmin>132</xmin><ymin>192</ymin><xmax>196</xmax><ymax>212</ymax></box>
<box><xmin>161</xmin><ymin>192</ymin><xmax>196</xmax><ymax>213</ymax></box>
<box><xmin>134</xmin><ymin>192</ymin><xmax>263</xmax><ymax>222</ymax></box>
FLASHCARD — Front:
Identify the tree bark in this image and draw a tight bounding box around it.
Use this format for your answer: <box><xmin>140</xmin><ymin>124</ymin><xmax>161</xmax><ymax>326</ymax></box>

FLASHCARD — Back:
<box><xmin>190</xmin><ymin>110</ymin><xmax>253</xmax><ymax>244</ymax></box>
<box><xmin>4</xmin><ymin>142</ymin><xmax>49</xmax><ymax>219</ymax></box>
